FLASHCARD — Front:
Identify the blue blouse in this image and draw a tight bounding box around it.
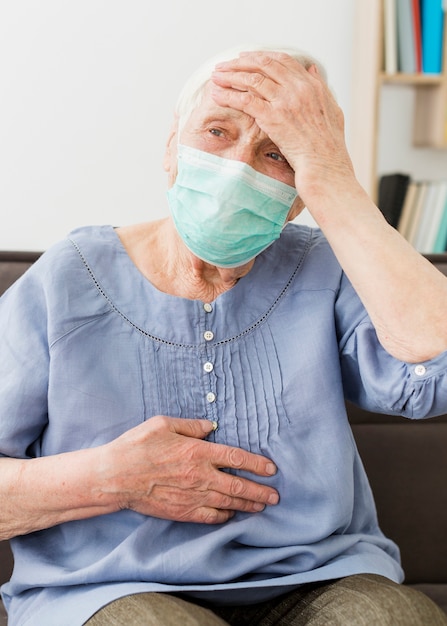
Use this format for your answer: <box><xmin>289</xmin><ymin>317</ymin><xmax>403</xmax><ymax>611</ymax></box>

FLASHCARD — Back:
<box><xmin>2</xmin><ymin>224</ymin><xmax>447</xmax><ymax>626</ymax></box>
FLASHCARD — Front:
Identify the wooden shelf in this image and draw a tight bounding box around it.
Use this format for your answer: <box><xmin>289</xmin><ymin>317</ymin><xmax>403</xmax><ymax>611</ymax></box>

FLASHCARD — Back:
<box><xmin>350</xmin><ymin>1</ymin><xmax>447</xmax><ymax>199</ymax></box>
<box><xmin>379</xmin><ymin>72</ymin><xmax>444</xmax><ymax>86</ymax></box>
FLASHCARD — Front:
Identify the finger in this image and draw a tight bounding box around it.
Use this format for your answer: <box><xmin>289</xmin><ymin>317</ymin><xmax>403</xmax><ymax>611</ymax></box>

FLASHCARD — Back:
<box><xmin>205</xmin><ymin>490</ymin><xmax>268</xmax><ymax>513</ymax></box>
<box><xmin>210</xmin><ymin>56</ymin><xmax>312</xmax><ymax>121</ymax></box>
<box><xmin>210</xmin><ymin>82</ymin><xmax>270</xmax><ymax>122</ymax></box>
<box><xmin>146</xmin><ymin>489</ymin><xmax>265</xmax><ymax>524</ymax></box>
<box><xmin>164</xmin><ymin>444</ymin><xmax>278</xmax><ymax>506</ymax></box>
<box><xmin>171</xmin><ymin>486</ymin><xmax>269</xmax><ymax>514</ymax></box>
<box><xmin>193</xmin><ymin>507</ymin><xmax>235</xmax><ymax>525</ymax></box>
<box><xmin>215</xmin><ymin>50</ymin><xmax>306</xmax><ymax>82</ymax></box>
<box><xmin>194</xmin><ymin>502</ymin><xmax>259</xmax><ymax>524</ymax></box>
<box><xmin>209</xmin><ymin>441</ymin><xmax>277</xmax><ymax>478</ymax></box>
<box><xmin>211</xmin><ymin>69</ymin><xmax>276</xmax><ymax>103</ymax></box>
<box><xmin>194</xmin><ymin>499</ymin><xmax>269</xmax><ymax>524</ymax></box>
<box><xmin>213</xmin><ymin>51</ymin><xmax>308</xmax><ymax>94</ymax></box>
<box><xmin>167</xmin><ymin>417</ymin><xmax>217</xmax><ymax>439</ymax></box>
<box><xmin>213</xmin><ymin>470</ymin><xmax>279</xmax><ymax>506</ymax></box>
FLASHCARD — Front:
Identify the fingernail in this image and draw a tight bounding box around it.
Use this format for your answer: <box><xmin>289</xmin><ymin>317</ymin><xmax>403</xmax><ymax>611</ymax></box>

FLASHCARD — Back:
<box><xmin>202</xmin><ymin>420</ymin><xmax>217</xmax><ymax>433</ymax></box>
<box><xmin>266</xmin><ymin>462</ymin><xmax>277</xmax><ymax>475</ymax></box>
<box><xmin>268</xmin><ymin>492</ymin><xmax>279</xmax><ymax>505</ymax></box>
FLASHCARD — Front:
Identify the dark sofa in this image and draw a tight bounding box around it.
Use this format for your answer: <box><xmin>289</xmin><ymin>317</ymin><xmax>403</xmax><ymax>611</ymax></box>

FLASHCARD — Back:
<box><xmin>1</xmin><ymin>250</ymin><xmax>447</xmax><ymax>624</ymax></box>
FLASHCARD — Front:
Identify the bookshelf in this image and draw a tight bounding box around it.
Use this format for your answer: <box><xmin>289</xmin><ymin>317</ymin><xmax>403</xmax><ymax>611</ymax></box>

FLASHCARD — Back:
<box><xmin>350</xmin><ymin>0</ymin><xmax>447</xmax><ymax>201</ymax></box>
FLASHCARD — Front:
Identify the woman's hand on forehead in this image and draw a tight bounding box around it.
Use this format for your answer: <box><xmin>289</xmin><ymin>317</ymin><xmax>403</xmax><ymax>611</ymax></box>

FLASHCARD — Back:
<box><xmin>210</xmin><ymin>50</ymin><xmax>354</xmax><ymax>202</ymax></box>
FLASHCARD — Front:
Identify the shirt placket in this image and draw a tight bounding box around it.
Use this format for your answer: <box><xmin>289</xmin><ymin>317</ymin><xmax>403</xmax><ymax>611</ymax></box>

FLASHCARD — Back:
<box><xmin>201</xmin><ymin>301</ymin><xmax>218</xmax><ymax>428</ymax></box>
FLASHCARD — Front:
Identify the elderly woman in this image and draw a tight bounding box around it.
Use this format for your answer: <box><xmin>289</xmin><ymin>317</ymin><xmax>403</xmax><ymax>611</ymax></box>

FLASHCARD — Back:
<box><xmin>1</xmin><ymin>45</ymin><xmax>447</xmax><ymax>626</ymax></box>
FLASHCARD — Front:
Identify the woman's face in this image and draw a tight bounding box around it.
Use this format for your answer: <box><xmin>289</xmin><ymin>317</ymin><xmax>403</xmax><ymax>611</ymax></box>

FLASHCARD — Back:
<box><xmin>164</xmin><ymin>81</ymin><xmax>305</xmax><ymax>221</ymax></box>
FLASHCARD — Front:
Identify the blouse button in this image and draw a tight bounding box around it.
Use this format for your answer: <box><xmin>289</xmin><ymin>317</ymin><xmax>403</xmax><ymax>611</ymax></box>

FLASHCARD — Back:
<box><xmin>203</xmin><ymin>303</ymin><xmax>213</xmax><ymax>313</ymax></box>
<box><xmin>203</xmin><ymin>362</ymin><xmax>214</xmax><ymax>373</ymax></box>
<box><xmin>204</xmin><ymin>330</ymin><xmax>214</xmax><ymax>341</ymax></box>
<box><xmin>414</xmin><ymin>364</ymin><xmax>426</xmax><ymax>376</ymax></box>
<box><xmin>206</xmin><ymin>392</ymin><xmax>216</xmax><ymax>403</ymax></box>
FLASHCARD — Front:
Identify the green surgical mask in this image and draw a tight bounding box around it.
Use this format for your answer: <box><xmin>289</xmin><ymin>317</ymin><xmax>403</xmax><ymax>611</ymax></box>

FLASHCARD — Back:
<box><xmin>167</xmin><ymin>145</ymin><xmax>297</xmax><ymax>268</ymax></box>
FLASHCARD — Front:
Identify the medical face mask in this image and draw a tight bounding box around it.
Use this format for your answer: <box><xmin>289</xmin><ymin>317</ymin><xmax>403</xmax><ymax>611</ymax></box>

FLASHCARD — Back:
<box><xmin>167</xmin><ymin>145</ymin><xmax>298</xmax><ymax>268</ymax></box>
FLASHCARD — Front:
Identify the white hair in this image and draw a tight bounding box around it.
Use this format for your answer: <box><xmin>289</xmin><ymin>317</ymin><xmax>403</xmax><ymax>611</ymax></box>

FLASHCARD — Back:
<box><xmin>175</xmin><ymin>44</ymin><xmax>328</xmax><ymax>133</ymax></box>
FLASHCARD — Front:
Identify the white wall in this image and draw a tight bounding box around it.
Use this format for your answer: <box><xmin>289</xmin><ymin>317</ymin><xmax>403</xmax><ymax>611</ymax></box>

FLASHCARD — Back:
<box><xmin>377</xmin><ymin>85</ymin><xmax>447</xmax><ymax>181</ymax></box>
<box><xmin>0</xmin><ymin>0</ymin><xmax>355</xmax><ymax>251</ymax></box>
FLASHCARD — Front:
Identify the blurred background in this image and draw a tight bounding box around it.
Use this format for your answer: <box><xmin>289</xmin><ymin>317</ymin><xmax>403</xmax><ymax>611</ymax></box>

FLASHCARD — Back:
<box><xmin>0</xmin><ymin>0</ymin><xmax>357</xmax><ymax>250</ymax></box>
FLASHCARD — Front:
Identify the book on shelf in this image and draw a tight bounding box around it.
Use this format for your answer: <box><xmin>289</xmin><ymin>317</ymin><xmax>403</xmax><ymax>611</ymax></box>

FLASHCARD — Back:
<box><xmin>384</xmin><ymin>0</ymin><xmax>398</xmax><ymax>73</ymax></box>
<box><xmin>379</xmin><ymin>173</ymin><xmax>447</xmax><ymax>252</ymax></box>
<box><xmin>412</xmin><ymin>0</ymin><xmax>423</xmax><ymax>72</ymax></box>
<box><xmin>382</xmin><ymin>0</ymin><xmax>444</xmax><ymax>75</ymax></box>
<box><xmin>421</xmin><ymin>0</ymin><xmax>445</xmax><ymax>73</ymax></box>
<box><xmin>397</xmin><ymin>0</ymin><xmax>417</xmax><ymax>73</ymax></box>
<box><xmin>413</xmin><ymin>181</ymin><xmax>442</xmax><ymax>251</ymax></box>
<box><xmin>378</xmin><ymin>172</ymin><xmax>411</xmax><ymax>227</ymax></box>
<box><xmin>433</xmin><ymin>188</ymin><xmax>447</xmax><ymax>251</ymax></box>
<box><xmin>406</xmin><ymin>181</ymin><xmax>428</xmax><ymax>246</ymax></box>
<box><xmin>420</xmin><ymin>181</ymin><xmax>447</xmax><ymax>251</ymax></box>
<box><xmin>397</xmin><ymin>180</ymin><xmax>419</xmax><ymax>237</ymax></box>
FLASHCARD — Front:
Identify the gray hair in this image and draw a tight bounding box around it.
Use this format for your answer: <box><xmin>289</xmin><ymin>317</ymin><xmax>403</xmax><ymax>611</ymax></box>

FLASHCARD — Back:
<box><xmin>175</xmin><ymin>44</ymin><xmax>328</xmax><ymax>133</ymax></box>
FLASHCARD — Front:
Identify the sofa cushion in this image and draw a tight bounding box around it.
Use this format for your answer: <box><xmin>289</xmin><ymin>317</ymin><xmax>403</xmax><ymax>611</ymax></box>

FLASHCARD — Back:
<box><xmin>348</xmin><ymin>404</ymin><xmax>447</xmax><ymax>584</ymax></box>
<box><xmin>0</xmin><ymin>251</ymin><xmax>41</xmax><ymax>296</ymax></box>
<box><xmin>410</xmin><ymin>584</ymin><xmax>447</xmax><ymax>617</ymax></box>
<box><xmin>0</xmin><ymin>602</ymin><xmax>6</xmax><ymax>626</ymax></box>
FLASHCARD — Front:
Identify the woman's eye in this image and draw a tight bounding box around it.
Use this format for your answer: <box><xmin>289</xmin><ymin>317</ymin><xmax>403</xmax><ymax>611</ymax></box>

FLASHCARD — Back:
<box><xmin>209</xmin><ymin>128</ymin><xmax>223</xmax><ymax>137</ymax></box>
<box><xmin>268</xmin><ymin>152</ymin><xmax>292</xmax><ymax>169</ymax></box>
<box><xmin>268</xmin><ymin>152</ymin><xmax>285</xmax><ymax>162</ymax></box>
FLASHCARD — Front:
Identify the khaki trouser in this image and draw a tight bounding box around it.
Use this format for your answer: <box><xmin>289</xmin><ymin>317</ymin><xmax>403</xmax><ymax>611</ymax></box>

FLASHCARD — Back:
<box><xmin>84</xmin><ymin>574</ymin><xmax>447</xmax><ymax>626</ymax></box>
